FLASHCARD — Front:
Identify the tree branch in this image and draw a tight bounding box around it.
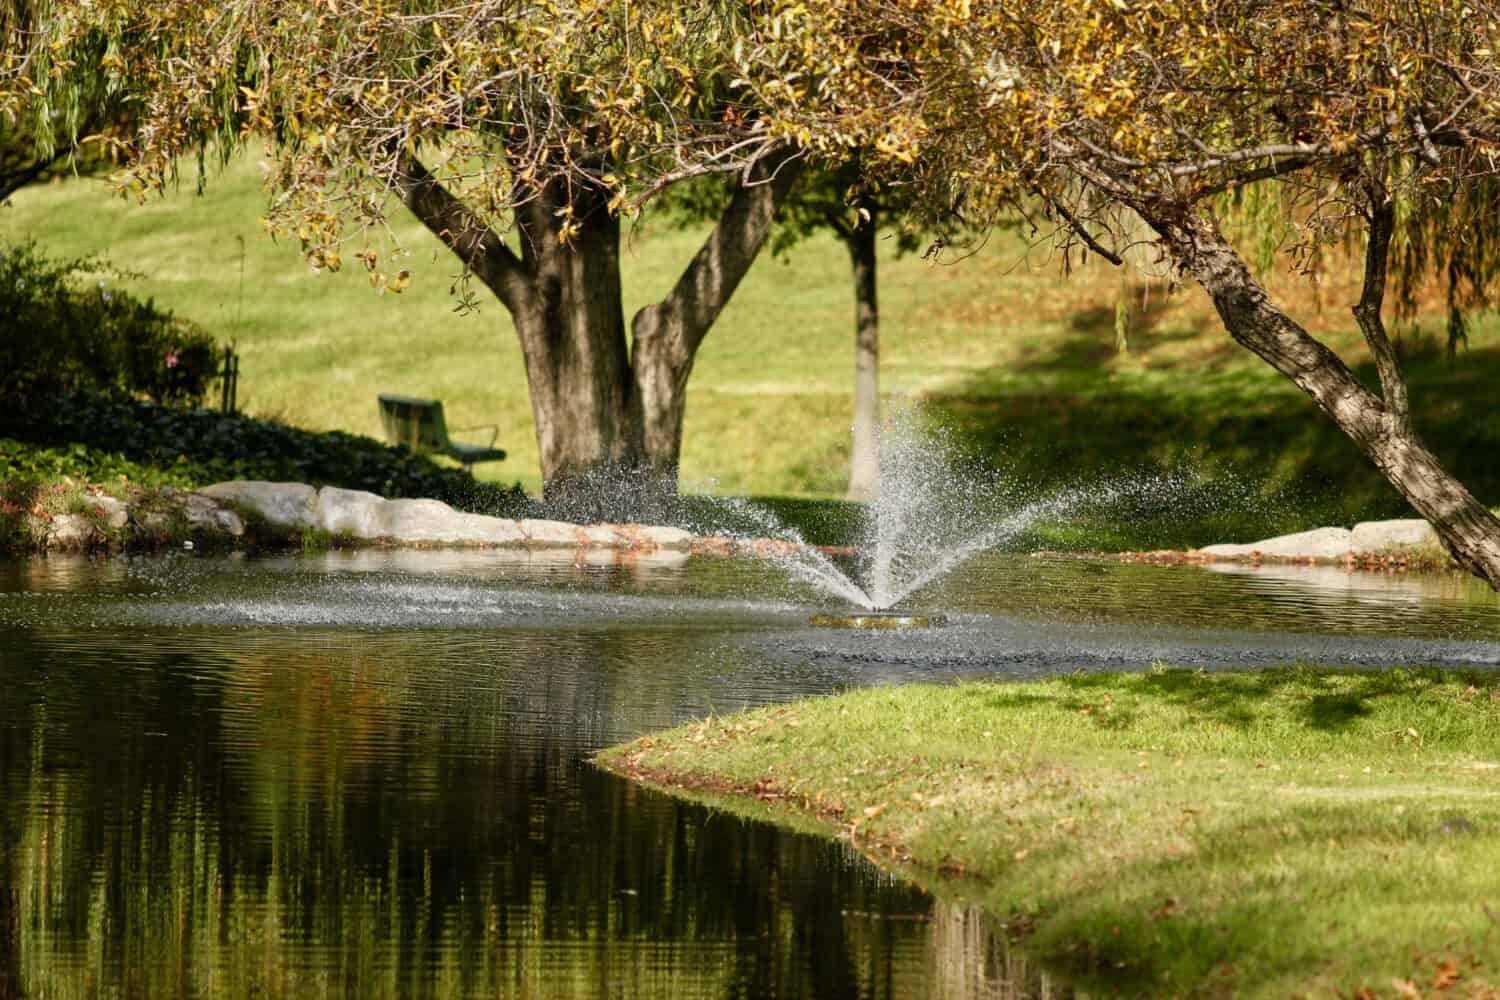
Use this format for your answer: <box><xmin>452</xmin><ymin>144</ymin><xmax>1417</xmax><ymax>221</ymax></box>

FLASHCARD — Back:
<box><xmin>1193</xmin><ymin>155</ymin><xmax>1319</xmax><ymax>197</ymax></box>
<box><xmin>1352</xmin><ymin>191</ymin><xmax>1409</xmax><ymax>430</ymax></box>
<box><xmin>1049</xmin><ymin>197</ymin><xmax>1123</xmax><ymax>266</ymax></box>
<box><xmin>0</xmin><ymin>155</ymin><xmax>59</xmax><ymax>202</ymax></box>
<box><xmin>1142</xmin><ymin>203</ymin><xmax>1388</xmax><ymax>442</ymax></box>
<box><xmin>390</xmin><ymin>152</ymin><xmax>531</xmax><ymax>315</ymax></box>
<box><xmin>634</xmin><ymin>144</ymin><xmax>805</xmax><ymax>360</ymax></box>
<box><xmin>1167</xmin><ymin>130</ymin><xmax>1390</xmax><ymax>177</ymax></box>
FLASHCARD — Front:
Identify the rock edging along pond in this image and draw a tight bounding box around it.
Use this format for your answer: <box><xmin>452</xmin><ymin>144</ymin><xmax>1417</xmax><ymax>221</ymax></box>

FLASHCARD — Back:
<box><xmin>9</xmin><ymin>479</ymin><xmax>694</xmax><ymax>555</ymax></box>
<box><xmin>1194</xmin><ymin>519</ymin><xmax>1448</xmax><ymax>567</ymax></box>
<box><xmin>6</xmin><ymin>475</ymin><xmax>1450</xmax><ymax>570</ymax></box>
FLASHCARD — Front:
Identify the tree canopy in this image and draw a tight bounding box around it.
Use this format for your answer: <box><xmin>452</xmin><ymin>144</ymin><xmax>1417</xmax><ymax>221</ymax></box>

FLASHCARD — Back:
<box><xmin>3</xmin><ymin>0</ymin><xmax>789</xmax><ymax>260</ymax></box>
<box><xmin>10</xmin><ymin>0</ymin><xmax>1500</xmax><ymax>576</ymax></box>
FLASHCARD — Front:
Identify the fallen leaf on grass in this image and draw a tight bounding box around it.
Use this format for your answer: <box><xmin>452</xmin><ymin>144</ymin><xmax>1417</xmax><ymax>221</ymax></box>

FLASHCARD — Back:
<box><xmin>1431</xmin><ymin>958</ymin><xmax>1461</xmax><ymax>990</ymax></box>
<box><xmin>1149</xmin><ymin>898</ymin><xmax>1179</xmax><ymax>921</ymax></box>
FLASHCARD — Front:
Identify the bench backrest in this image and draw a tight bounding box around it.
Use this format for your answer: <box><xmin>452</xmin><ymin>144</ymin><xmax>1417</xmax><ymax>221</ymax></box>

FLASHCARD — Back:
<box><xmin>377</xmin><ymin>394</ymin><xmax>450</xmax><ymax>452</ymax></box>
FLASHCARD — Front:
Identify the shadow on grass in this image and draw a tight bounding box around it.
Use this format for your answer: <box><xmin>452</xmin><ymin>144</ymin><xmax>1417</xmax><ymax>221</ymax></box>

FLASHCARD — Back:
<box><xmin>980</xmin><ymin>667</ymin><xmax>1500</xmax><ymax>741</ymax></box>
<box><xmin>925</xmin><ymin>340</ymin><xmax>1500</xmax><ymax>546</ymax></box>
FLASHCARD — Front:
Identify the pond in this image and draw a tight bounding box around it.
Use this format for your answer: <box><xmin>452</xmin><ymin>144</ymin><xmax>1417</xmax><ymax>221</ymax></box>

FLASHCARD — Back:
<box><xmin>3</xmin><ymin>549</ymin><xmax>1500</xmax><ymax>999</ymax></box>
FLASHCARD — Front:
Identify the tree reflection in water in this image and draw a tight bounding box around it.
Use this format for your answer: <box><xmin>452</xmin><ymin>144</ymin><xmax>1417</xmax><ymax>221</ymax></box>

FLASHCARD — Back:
<box><xmin>0</xmin><ymin>615</ymin><xmax>1045</xmax><ymax>999</ymax></box>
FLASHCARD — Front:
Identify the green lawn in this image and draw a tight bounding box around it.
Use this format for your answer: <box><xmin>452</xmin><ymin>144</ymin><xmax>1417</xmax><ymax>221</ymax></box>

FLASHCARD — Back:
<box><xmin>5</xmin><ymin>150</ymin><xmax>1499</xmax><ymax>537</ymax></box>
<box><xmin>600</xmin><ymin>668</ymin><xmax>1500</xmax><ymax>997</ymax></box>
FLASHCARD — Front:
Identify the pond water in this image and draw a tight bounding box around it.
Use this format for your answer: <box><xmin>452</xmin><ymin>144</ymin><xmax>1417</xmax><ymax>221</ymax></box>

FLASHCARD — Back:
<box><xmin>3</xmin><ymin>549</ymin><xmax>1500</xmax><ymax>999</ymax></box>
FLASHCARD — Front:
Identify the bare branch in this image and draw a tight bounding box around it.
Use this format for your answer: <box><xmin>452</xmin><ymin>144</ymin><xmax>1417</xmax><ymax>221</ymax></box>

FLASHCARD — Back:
<box><xmin>1048</xmin><ymin>197</ymin><xmax>1124</xmax><ymax>266</ymax></box>
<box><xmin>1167</xmin><ymin>131</ymin><xmax>1390</xmax><ymax>178</ymax></box>
<box><xmin>1352</xmin><ymin>190</ymin><xmax>1409</xmax><ymax>430</ymax></box>
<box><xmin>391</xmin><ymin>152</ymin><xmax>532</xmax><ymax>316</ymax></box>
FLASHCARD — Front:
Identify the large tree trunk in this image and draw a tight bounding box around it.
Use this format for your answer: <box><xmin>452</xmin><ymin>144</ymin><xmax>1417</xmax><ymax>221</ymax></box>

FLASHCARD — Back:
<box><xmin>395</xmin><ymin>149</ymin><xmax>803</xmax><ymax>515</ymax></box>
<box><xmin>1148</xmin><ymin>202</ymin><xmax>1500</xmax><ymax>589</ymax></box>
<box><xmin>844</xmin><ymin>206</ymin><xmax>880</xmax><ymax>503</ymax></box>
<box><xmin>510</xmin><ymin>184</ymin><xmax>644</xmax><ymax>508</ymax></box>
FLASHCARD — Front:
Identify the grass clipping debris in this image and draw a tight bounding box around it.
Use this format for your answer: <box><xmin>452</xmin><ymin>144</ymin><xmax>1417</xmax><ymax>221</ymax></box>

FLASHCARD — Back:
<box><xmin>599</xmin><ymin>667</ymin><xmax>1500</xmax><ymax>998</ymax></box>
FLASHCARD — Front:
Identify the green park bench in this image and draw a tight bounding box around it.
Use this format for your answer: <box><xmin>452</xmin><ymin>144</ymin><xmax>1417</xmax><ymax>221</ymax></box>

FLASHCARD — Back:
<box><xmin>376</xmin><ymin>393</ymin><xmax>507</xmax><ymax>473</ymax></box>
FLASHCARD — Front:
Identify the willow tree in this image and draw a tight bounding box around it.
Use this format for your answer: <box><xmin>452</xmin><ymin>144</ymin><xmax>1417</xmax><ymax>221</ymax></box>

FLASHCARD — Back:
<box><xmin>0</xmin><ymin>1</ymin><xmax>800</xmax><ymax>510</ymax></box>
<box><xmin>0</xmin><ymin>2</ymin><xmax>133</xmax><ymax>202</ymax></box>
<box><xmin>735</xmin><ymin>0</ymin><xmax>1500</xmax><ymax>589</ymax></box>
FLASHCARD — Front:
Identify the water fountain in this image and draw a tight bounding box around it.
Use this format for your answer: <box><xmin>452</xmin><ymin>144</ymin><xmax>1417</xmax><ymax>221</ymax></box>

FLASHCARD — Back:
<box><xmin>693</xmin><ymin>411</ymin><xmax>1166</xmax><ymax>627</ymax></box>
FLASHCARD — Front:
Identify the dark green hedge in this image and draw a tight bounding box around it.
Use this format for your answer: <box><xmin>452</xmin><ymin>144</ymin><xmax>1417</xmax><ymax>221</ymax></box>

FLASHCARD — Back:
<box><xmin>0</xmin><ymin>392</ymin><xmax>534</xmax><ymax>518</ymax></box>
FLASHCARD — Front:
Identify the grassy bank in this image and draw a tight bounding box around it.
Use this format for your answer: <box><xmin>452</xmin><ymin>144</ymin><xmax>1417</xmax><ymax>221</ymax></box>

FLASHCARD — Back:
<box><xmin>4</xmin><ymin>152</ymin><xmax>1500</xmax><ymax>534</ymax></box>
<box><xmin>601</xmin><ymin>668</ymin><xmax>1500</xmax><ymax>997</ymax></box>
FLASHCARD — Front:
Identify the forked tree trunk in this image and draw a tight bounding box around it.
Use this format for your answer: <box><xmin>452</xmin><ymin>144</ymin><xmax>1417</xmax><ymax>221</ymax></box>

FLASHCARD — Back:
<box><xmin>845</xmin><ymin>208</ymin><xmax>880</xmax><ymax>503</ymax></box>
<box><xmin>1149</xmin><ymin>203</ymin><xmax>1500</xmax><ymax>589</ymax></box>
<box><xmin>395</xmin><ymin>150</ymin><xmax>803</xmax><ymax>514</ymax></box>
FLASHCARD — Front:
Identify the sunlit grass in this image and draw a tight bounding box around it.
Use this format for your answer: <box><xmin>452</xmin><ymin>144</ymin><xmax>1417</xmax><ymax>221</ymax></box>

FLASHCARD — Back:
<box><xmin>601</xmin><ymin>667</ymin><xmax>1500</xmax><ymax>997</ymax></box>
<box><xmin>5</xmin><ymin>150</ymin><xmax>1499</xmax><ymax>530</ymax></box>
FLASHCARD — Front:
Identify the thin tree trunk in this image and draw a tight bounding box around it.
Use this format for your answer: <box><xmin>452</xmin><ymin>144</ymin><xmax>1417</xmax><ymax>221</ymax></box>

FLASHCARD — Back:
<box><xmin>845</xmin><ymin>206</ymin><xmax>880</xmax><ymax>502</ymax></box>
<box><xmin>1149</xmin><ymin>202</ymin><xmax>1500</xmax><ymax>589</ymax></box>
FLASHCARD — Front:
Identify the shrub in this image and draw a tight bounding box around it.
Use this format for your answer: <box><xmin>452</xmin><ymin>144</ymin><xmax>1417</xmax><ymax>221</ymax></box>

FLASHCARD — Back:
<box><xmin>0</xmin><ymin>241</ymin><xmax>220</xmax><ymax>406</ymax></box>
<box><xmin>0</xmin><ymin>392</ymin><xmax>536</xmax><ymax>519</ymax></box>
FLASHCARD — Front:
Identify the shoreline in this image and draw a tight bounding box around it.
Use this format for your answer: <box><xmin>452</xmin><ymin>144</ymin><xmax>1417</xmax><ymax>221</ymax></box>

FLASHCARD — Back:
<box><xmin>597</xmin><ymin>670</ymin><xmax>1500</xmax><ymax>997</ymax></box>
<box><xmin>0</xmin><ymin>477</ymin><xmax>1460</xmax><ymax>577</ymax></box>
<box><xmin>1</xmin><ymin>478</ymin><xmax>693</xmax><ymax>558</ymax></box>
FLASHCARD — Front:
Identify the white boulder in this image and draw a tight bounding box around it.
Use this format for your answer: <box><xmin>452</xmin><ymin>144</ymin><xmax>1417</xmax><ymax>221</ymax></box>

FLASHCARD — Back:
<box><xmin>377</xmin><ymin>498</ymin><xmax>525</xmax><ymax>545</ymax></box>
<box><xmin>316</xmin><ymin>487</ymin><xmax>386</xmax><ymax>539</ymax></box>
<box><xmin>91</xmin><ymin>495</ymin><xmax>130</xmax><ymax>531</ymax></box>
<box><xmin>181</xmin><ymin>494</ymin><xmax>245</xmax><ymax>536</ymax></box>
<box><xmin>49</xmin><ymin>513</ymin><xmax>94</xmax><ymax>546</ymax></box>
<box><xmin>1198</xmin><ymin>526</ymin><xmax>1354</xmax><ymax>560</ymax></box>
<box><xmin>199</xmin><ymin>481</ymin><xmax>318</xmax><ymax>529</ymax></box>
<box><xmin>1350</xmin><ymin>518</ymin><xmax>1440</xmax><ymax>554</ymax></box>
<box><xmin>520</xmin><ymin>519</ymin><xmax>584</xmax><ymax>547</ymax></box>
<box><xmin>637</xmin><ymin>524</ymin><xmax>693</xmax><ymax>549</ymax></box>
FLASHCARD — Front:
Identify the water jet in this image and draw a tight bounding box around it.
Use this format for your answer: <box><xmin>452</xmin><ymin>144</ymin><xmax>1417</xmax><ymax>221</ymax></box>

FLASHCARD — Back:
<box><xmin>710</xmin><ymin>412</ymin><xmax>1088</xmax><ymax>613</ymax></box>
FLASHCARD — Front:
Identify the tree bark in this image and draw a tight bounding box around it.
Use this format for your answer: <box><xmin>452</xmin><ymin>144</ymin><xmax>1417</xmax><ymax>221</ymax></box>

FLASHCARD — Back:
<box><xmin>396</xmin><ymin>149</ymin><xmax>803</xmax><ymax>513</ymax></box>
<box><xmin>511</xmin><ymin>184</ymin><xmax>643</xmax><ymax>502</ymax></box>
<box><xmin>844</xmin><ymin>206</ymin><xmax>880</xmax><ymax>502</ymax></box>
<box><xmin>396</xmin><ymin>158</ymin><xmax>640</xmax><ymax>510</ymax></box>
<box><xmin>1147</xmin><ymin>202</ymin><xmax>1500</xmax><ymax>589</ymax></box>
<box><xmin>629</xmin><ymin>150</ymin><xmax>805</xmax><ymax>480</ymax></box>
